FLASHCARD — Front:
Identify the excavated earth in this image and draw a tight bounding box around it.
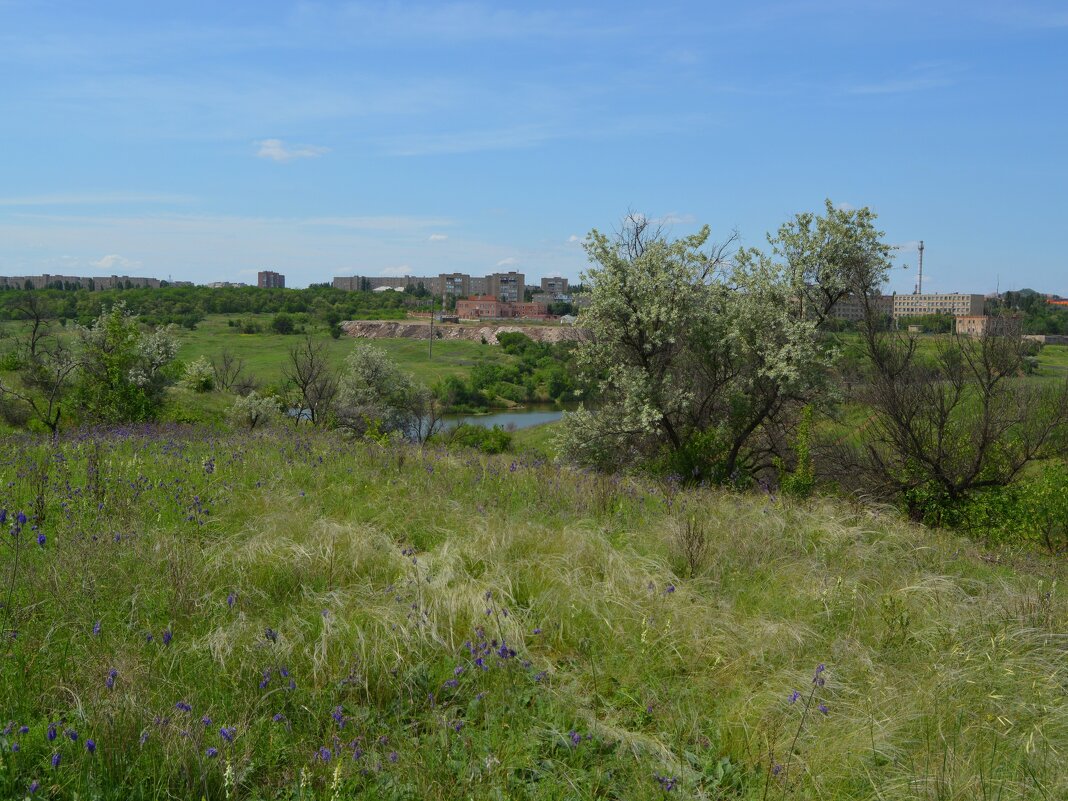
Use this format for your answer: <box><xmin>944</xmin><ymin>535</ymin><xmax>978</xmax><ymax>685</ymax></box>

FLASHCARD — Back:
<box><xmin>340</xmin><ymin>320</ymin><xmax>589</xmax><ymax>345</ymax></box>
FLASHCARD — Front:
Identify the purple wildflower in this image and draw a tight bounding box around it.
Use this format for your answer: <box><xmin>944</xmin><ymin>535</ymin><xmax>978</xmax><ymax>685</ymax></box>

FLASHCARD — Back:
<box><xmin>46</xmin><ymin>724</ymin><xmax>57</xmax><ymax>741</ymax></box>
<box><xmin>162</xmin><ymin>629</ymin><xmax>173</xmax><ymax>646</ymax></box>
<box><xmin>568</xmin><ymin>730</ymin><xmax>581</xmax><ymax>746</ymax></box>
<box><xmin>206</xmin><ymin>747</ymin><xmax>218</xmax><ymax>758</ymax></box>
<box><xmin>818</xmin><ymin>704</ymin><xmax>829</xmax><ymax>716</ymax></box>
<box><xmin>86</xmin><ymin>739</ymin><xmax>96</xmax><ymax>754</ymax></box>
<box><xmin>219</xmin><ymin>726</ymin><xmax>236</xmax><ymax>743</ymax></box>
<box><xmin>264</xmin><ymin>627</ymin><xmax>278</xmax><ymax>643</ymax></box>
<box><xmin>272</xmin><ymin>714</ymin><xmax>286</xmax><ymax>723</ymax></box>
<box><xmin>654</xmin><ymin>772</ymin><xmax>678</xmax><ymax>791</ymax></box>
<box><xmin>175</xmin><ymin>701</ymin><xmax>192</xmax><ymax>712</ymax></box>
<box><xmin>19</xmin><ymin>725</ymin><xmax>29</xmax><ymax>734</ymax></box>
<box><xmin>316</xmin><ymin>746</ymin><xmax>332</xmax><ymax>762</ymax></box>
<box><xmin>332</xmin><ymin>706</ymin><xmax>345</xmax><ymax>726</ymax></box>
<box><xmin>37</xmin><ymin>533</ymin><xmax>46</xmax><ymax>547</ymax></box>
<box><xmin>788</xmin><ymin>690</ymin><xmax>801</xmax><ymax>704</ymax></box>
<box><xmin>388</xmin><ymin>750</ymin><xmax>398</xmax><ymax>763</ymax></box>
<box><xmin>92</xmin><ymin>620</ymin><xmax>101</xmax><ymax>636</ymax></box>
<box><xmin>201</xmin><ymin>716</ymin><xmax>212</xmax><ymax>727</ymax></box>
<box><xmin>67</xmin><ymin>730</ymin><xmax>78</xmax><ymax>741</ymax></box>
<box><xmin>50</xmin><ymin>752</ymin><xmax>61</xmax><ymax>768</ymax></box>
<box><xmin>106</xmin><ymin>668</ymin><xmax>117</xmax><ymax>689</ymax></box>
<box><xmin>227</xmin><ymin>593</ymin><xmax>236</xmax><ymax>609</ymax></box>
<box><xmin>28</xmin><ymin>780</ymin><xmax>39</xmax><ymax>794</ymax></box>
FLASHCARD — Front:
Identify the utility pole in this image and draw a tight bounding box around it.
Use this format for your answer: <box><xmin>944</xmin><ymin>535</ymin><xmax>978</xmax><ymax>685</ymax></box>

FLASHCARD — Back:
<box><xmin>915</xmin><ymin>240</ymin><xmax>924</xmax><ymax>294</ymax></box>
<box><xmin>428</xmin><ymin>294</ymin><xmax>433</xmax><ymax>360</ymax></box>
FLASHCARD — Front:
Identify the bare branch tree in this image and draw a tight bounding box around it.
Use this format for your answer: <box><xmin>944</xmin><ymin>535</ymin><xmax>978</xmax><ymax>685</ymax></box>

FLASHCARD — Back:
<box><xmin>0</xmin><ymin>339</ymin><xmax>79</xmax><ymax>433</ymax></box>
<box><xmin>282</xmin><ymin>337</ymin><xmax>338</xmax><ymax>426</ymax></box>
<box><xmin>845</xmin><ymin>315</ymin><xmax>1068</xmax><ymax>522</ymax></box>
<box><xmin>211</xmin><ymin>348</ymin><xmax>245</xmax><ymax>392</ymax></box>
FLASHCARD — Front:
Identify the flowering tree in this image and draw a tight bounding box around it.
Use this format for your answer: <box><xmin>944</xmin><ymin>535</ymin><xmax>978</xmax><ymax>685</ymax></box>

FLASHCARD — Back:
<box><xmin>559</xmin><ymin>205</ymin><xmax>890</xmax><ymax>483</ymax></box>
<box><xmin>73</xmin><ymin>303</ymin><xmax>180</xmax><ymax>423</ymax></box>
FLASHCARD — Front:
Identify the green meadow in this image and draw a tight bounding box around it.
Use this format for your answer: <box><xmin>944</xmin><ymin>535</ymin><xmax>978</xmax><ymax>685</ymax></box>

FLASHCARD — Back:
<box><xmin>0</xmin><ymin>427</ymin><xmax>1065</xmax><ymax>799</ymax></box>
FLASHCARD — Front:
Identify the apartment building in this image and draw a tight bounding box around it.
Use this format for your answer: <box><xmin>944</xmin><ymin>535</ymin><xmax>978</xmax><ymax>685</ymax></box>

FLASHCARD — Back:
<box><xmin>486</xmin><ymin>271</ymin><xmax>524</xmax><ymax>302</ymax></box>
<box><xmin>455</xmin><ymin>296</ymin><xmax>549</xmax><ymax>320</ymax></box>
<box><xmin>827</xmin><ymin>293</ymin><xmax>894</xmax><ymax>322</ymax></box>
<box><xmin>0</xmin><ymin>274</ymin><xmax>163</xmax><ymax>291</ymax></box>
<box><xmin>257</xmin><ymin>270</ymin><xmax>285</xmax><ymax>289</ymax></box>
<box><xmin>540</xmin><ymin>276</ymin><xmax>569</xmax><ymax>295</ymax></box>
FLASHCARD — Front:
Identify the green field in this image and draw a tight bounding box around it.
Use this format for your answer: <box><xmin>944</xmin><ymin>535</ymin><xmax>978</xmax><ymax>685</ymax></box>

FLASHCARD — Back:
<box><xmin>0</xmin><ymin>427</ymin><xmax>1064</xmax><ymax>799</ymax></box>
<box><xmin>173</xmin><ymin>315</ymin><xmax>515</xmax><ymax>388</ymax></box>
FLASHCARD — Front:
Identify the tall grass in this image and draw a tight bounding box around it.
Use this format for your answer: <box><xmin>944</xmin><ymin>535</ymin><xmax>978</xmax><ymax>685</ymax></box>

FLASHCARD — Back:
<box><xmin>0</xmin><ymin>426</ymin><xmax>1064</xmax><ymax>799</ymax></box>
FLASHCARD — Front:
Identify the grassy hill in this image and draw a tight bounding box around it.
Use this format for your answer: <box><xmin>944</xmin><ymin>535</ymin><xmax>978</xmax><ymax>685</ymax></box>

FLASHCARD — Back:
<box><xmin>0</xmin><ymin>426</ymin><xmax>1064</xmax><ymax>799</ymax></box>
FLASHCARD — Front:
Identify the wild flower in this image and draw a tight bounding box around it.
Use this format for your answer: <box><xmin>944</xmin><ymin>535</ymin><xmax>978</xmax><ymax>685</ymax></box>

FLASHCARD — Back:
<box><xmin>568</xmin><ymin>730</ymin><xmax>581</xmax><ymax>746</ymax></box>
<box><xmin>201</xmin><ymin>716</ymin><xmax>212</xmax><ymax>727</ymax></box>
<box><xmin>226</xmin><ymin>593</ymin><xmax>236</xmax><ymax>609</ymax></box>
<box><xmin>316</xmin><ymin>747</ymin><xmax>332</xmax><ymax>762</ymax></box>
<box><xmin>92</xmin><ymin>620</ymin><xmax>101</xmax><ymax>636</ymax></box>
<box><xmin>264</xmin><ymin>627</ymin><xmax>278</xmax><ymax>643</ymax></box>
<box><xmin>86</xmin><ymin>739</ymin><xmax>96</xmax><ymax>754</ymax></box>
<box><xmin>36</xmin><ymin>533</ymin><xmax>46</xmax><ymax>547</ymax></box>
<box><xmin>162</xmin><ymin>629</ymin><xmax>173</xmax><ymax>646</ymax></box>
<box><xmin>106</xmin><ymin>668</ymin><xmax>117</xmax><ymax>689</ymax></box>
<box><xmin>206</xmin><ymin>747</ymin><xmax>218</xmax><ymax>758</ymax></box>
<box><xmin>273</xmin><ymin>714</ymin><xmax>286</xmax><ymax>723</ymax></box>
<box><xmin>139</xmin><ymin>731</ymin><xmax>149</xmax><ymax>746</ymax></box>
<box><xmin>331</xmin><ymin>706</ymin><xmax>344</xmax><ymax>726</ymax></box>
<box><xmin>220</xmin><ymin>726</ymin><xmax>236</xmax><ymax>743</ymax></box>
<box><xmin>788</xmin><ymin>690</ymin><xmax>800</xmax><ymax>704</ymax></box>
<box><xmin>388</xmin><ymin>750</ymin><xmax>398</xmax><ymax>763</ymax></box>
<box><xmin>654</xmin><ymin>772</ymin><xmax>678</xmax><ymax>791</ymax></box>
<box><xmin>67</xmin><ymin>730</ymin><xmax>78</xmax><ymax>741</ymax></box>
<box><xmin>11</xmin><ymin>743</ymin><xmax>19</xmax><ymax>752</ymax></box>
<box><xmin>176</xmin><ymin>701</ymin><xmax>192</xmax><ymax>712</ymax></box>
<box><xmin>19</xmin><ymin>725</ymin><xmax>28</xmax><ymax>734</ymax></box>
<box><xmin>51</xmin><ymin>752</ymin><xmax>61</xmax><ymax>768</ymax></box>
<box><xmin>818</xmin><ymin>703</ymin><xmax>830</xmax><ymax>715</ymax></box>
<box><xmin>47</xmin><ymin>724</ymin><xmax>57</xmax><ymax>741</ymax></box>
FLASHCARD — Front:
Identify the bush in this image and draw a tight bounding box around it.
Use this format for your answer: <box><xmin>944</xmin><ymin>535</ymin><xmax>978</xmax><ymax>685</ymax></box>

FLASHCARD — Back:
<box><xmin>181</xmin><ymin>356</ymin><xmax>215</xmax><ymax>392</ymax></box>
<box><xmin>443</xmin><ymin>423</ymin><xmax>512</xmax><ymax>454</ymax></box>
<box><xmin>228</xmin><ymin>390</ymin><xmax>281</xmax><ymax>430</ymax></box>
<box><xmin>271</xmin><ymin>313</ymin><xmax>295</xmax><ymax>335</ymax></box>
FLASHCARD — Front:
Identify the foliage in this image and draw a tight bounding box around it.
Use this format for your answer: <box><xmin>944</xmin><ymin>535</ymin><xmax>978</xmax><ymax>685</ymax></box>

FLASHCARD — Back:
<box><xmin>895</xmin><ymin>313</ymin><xmax>954</xmax><ymax>333</ymax></box>
<box><xmin>181</xmin><ymin>356</ymin><xmax>215</xmax><ymax>392</ymax></box>
<box><xmin>227</xmin><ymin>390</ymin><xmax>281</xmax><ymax>430</ymax></box>
<box><xmin>270</xmin><ymin>312</ymin><xmax>295</xmax><ymax>335</ymax></box>
<box><xmin>438</xmin><ymin>423</ymin><xmax>513</xmax><ymax>454</ymax></box>
<box><xmin>72</xmin><ymin>303</ymin><xmax>180</xmax><ymax>424</ymax></box>
<box><xmin>958</xmin><ymin>463</ymin><xmax>1068</xmax><ymax>552</ymax></box>
<box><xmin>845</xmin><ymin>323</ymin><xmax>1068</xmax><ymax>523</ymax></box>
<box><xmin>560</xmin><ymin>203</ymin><xmax>890</xmax><ymax>484</ymax></box>
<box><xmin>335</xmin><ymin>343</ymin><xmax>435</xmax><ymax>440</ymax></box>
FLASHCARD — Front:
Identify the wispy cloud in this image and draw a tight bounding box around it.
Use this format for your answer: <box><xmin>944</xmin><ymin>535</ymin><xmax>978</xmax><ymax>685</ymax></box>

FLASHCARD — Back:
<box><xmin>656</xmin><ymin>212</ymin><xmax>697</xmax><ymax>225</ymax></box>
<box><xmin>90</xmin><ymin>254</ymin><xmax>142</xmax><ymax>272</ymax></box>
<box><xmin>496</xmin><ymin>257</ymin><xmax>518</xmax><ymax>267</ymax></box>
<box><xmin>301</xmin><ymin>216</ymin><xmax>453</xmax><ymax>231</ymax></box>
<box><xmin>379</xmin><ymin>264</ymin><xmax>412</xmax><ymax>277</ymax></box>
<box><xmin>0</xmin><ymin>192</ymin><xmax>195</xmax><ymax>207</ymax></box>
<box><xmin>846</xmin><ymin>64</ymin><xmax>959</xmax><ymax>95</ymax></box>
<box><xmin>255</xmin><ymin>138</ymin><xmax>330</xmax><ymax>162</ymax></box>
<box><xmin>567</xmin><ymin>234</ymin><xmax>581</xmax><ymax>243</ymax></box>
<box><xmin>427</xmin><ymin>233</ymin><xmax>449</xmax><ymax>241</ymax></box>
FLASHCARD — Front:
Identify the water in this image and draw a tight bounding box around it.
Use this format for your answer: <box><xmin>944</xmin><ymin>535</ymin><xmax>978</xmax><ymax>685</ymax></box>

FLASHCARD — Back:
<box><xmin>441</xmin><ymin>405</ymin><xmax>567</xmax><ymax>431</ymax></box>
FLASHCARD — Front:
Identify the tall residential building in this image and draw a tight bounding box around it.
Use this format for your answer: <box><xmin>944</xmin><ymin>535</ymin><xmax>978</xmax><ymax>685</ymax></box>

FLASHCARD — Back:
<box><xmin>540</xmin><ymin>276</ymin><xmax>569</xmax><ymax>295</ymax></box>
<box><xmin>257</xmin><ymin>270</ymin><xmax>285</xmax><ymax>289</ymax></box>
<box><xmin>487</xmin><ymin>271</ymin><xmax>524</xmax><ymax>302</ymax></box>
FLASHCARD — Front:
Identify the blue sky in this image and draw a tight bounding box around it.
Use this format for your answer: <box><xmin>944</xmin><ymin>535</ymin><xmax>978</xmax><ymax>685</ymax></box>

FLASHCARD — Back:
<box><xmin>1</xmin><ymin>1</ymin><xmax>1066</xmax><ymax>293</ymax></box>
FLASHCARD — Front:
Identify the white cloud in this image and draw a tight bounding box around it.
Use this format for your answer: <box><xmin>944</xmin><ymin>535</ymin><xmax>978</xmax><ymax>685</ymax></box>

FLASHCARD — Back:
<box><xmin>835</xmin><ymin>202</ymin><xmax>856</xmax><ymax>212</ymax></box>
<box><xmin>567</xmin><ymin>234</ymin><xmax>580</xmax><ymax>243</ymax></box>
<box><xmin>255</xmin><ymin>138</ymin><xmax>330</xmax><ymax>162</ymax></box>
<box><xmin>379</xmin><ymin>265</ymin><xmax>412</xmax><ymax>277</ymax></box>
<box><xmin>428</xmin><ymin>233</ymin><xmax>449</xmax><ymax>241</ymax></box>
<box><xmin>496</xmin><ymin>257</ymin><xmax>518</xmax><ymax>267</ymax></box>
<box><xmin>656</xmin><ymin>212</ymin><xmax>696</xmax><ymax>225</ymax></box>
<box><xmin>90</xmin><ymin>254</ymin><xmax>142</xmax><ymax>272</ymax></box>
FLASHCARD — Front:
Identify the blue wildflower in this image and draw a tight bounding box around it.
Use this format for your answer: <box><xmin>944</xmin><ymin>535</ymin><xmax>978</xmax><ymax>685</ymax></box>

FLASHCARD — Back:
<box><xmin>51</xmin><ymin>752</ymin><xmax>61</xmax><ymax>768</ymax></box>
<box><xmin>86</xmin><ymin>739</ymin><xmax>96</xmax><ymax>754</ymax></box>
<box><xmin>67</xmin><ymin>730</ymin><xmax>78</xmax><ymax>741</ymax></box>
<box><xmin>788</xmin><ymin>690</ymin><xmax>801</xmax><ymax>704</ymax></box>
<box><xmin>568</xmin><ymin>730</ymin><xmax>581</xmax><ymax>746</ymax></box>
<box><xmin>36</xmin><ymin>533</ymin><xmax>46</xmax><ymax>547</ymax></box>
<box><xmin>316</xmin><ymin>746</ymin><xmax>332</xmax><ymax>762</ymax></box>
<box><xmin>106</xmin><ymin>668</ymin><xmax>117</xmax><ymax>689</ymax></box>
<box><xmin>28</xmin><ymin>780</ymin><xmax>38</xmax><ymax>794</ymax></box>
<box><xmin>206</xmin><ymin>747</ymin><xmax>218</xmax><ymax>758</ymax></box>
<box><xmin>175</xmin><ymin>701</ymin><xmax>192</xmax><ymax>712</ymax></box>
<box><xmin>162</xmin><ymin>629</ymin><xmax>172</xmax><ymax>646</ymax></box>
<box><xmin>220</xmin><ymin>726</ymin><xmax>236</xmax><ymax>743</ymax></box>
<box><xmin>92</xmin><ymin>620</ymin><xmax>101</xmax><ymax>636</ymax></box>
<box><xmin>46</xmin><ymin>724</ymin><xmax>57</xmax><ymax>741</ymax></box>
<box><xmin>818</xmin><ymin>704</ymin><xmax>829</xmax><ymax>716</ymax></box>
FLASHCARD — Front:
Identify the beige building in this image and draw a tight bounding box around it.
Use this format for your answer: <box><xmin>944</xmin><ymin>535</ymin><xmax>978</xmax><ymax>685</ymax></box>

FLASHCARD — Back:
<box><xmin>828</xmin><ymin>293</ymin><xmax>894</xmax><ymax>322</ymax></box>
<box><xmin>955</xmin><ymin>315</ymin><xmax>1022</xmax><ymax>338</ymax></box>
<box><xmin>892</xmin><ymin>293</ymin><xmax>984</xmax><ymax>319</ymax></box>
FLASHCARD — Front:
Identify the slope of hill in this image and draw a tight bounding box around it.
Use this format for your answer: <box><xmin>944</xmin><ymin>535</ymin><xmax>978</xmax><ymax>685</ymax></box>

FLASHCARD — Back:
<box><xmin>0</xmin><ymin>427</ymin><xmax>1064</xmax><ymax>799</ymax></box>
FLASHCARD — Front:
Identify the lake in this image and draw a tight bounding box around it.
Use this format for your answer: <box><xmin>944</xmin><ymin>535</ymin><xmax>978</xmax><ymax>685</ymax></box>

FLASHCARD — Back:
<box><xmin>441</xmin><ymin>405</ymin><xmax>568</xmax><ymax>430</ymax></box>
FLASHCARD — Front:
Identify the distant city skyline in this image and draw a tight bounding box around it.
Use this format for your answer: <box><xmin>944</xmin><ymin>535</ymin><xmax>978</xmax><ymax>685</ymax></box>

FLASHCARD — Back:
<box><xmin>1</xmin><ymin>1</ymin><xmax>1065</xmax><ymax>293</ymax></box>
